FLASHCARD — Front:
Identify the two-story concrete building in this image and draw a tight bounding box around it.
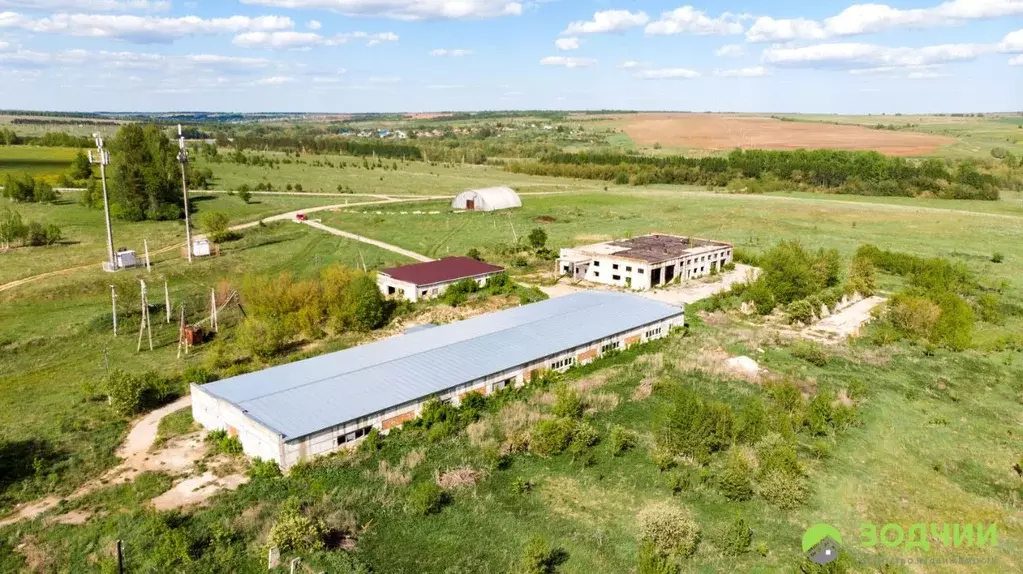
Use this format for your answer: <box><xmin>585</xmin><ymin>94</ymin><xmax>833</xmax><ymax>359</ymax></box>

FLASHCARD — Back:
<box><xmin>557</xmin><ymin>234</ymin><xmax>733</xmax><ymax>290</ymax></box>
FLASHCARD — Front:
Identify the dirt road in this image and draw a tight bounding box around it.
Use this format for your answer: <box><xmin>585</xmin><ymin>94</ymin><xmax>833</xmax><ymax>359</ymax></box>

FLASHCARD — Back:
<box><xmin>301</xmin><ymin>219</ymin><xmax>434</xmax><ymax>263</ymax></box>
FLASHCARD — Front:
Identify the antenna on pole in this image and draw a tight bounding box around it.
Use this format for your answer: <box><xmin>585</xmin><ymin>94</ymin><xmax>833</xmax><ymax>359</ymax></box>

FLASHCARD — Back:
<box><xmin>177</xmin><ymin>124</ymin><xmax>193</xmax><ymax>264</ymax></box>
<box><xmin>90</xmin><ymin>133</ymin><xmax>117</xmax><ymax>272</ymax></box>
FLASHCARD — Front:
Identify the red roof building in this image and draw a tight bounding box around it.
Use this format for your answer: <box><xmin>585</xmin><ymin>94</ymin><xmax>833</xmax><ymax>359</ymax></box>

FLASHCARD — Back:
<box><xmin>377</xmin><ymin>257</ymin><xmax>505</xmax><ymax>302</ymax></box>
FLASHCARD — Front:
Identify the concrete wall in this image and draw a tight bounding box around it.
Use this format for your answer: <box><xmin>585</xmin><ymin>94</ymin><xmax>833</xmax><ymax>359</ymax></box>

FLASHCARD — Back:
<box><xmin>559</xmin><ymin>246</ymin><xmax>732</xmax><ymax>290</ymax></box>
<box><xmin>241</xmin><ymin>311</ymin><xmax>683</xmax><ymax>469</ymax></box>
<box><xmin>191</xmin><ymin>384</ymin><xmax>283</xmax><ymax>463</ymax></box>
<box><xmin>378</xmin><ymin>272</ymin><xmax>498</xmax><ymax>303</ymax></box>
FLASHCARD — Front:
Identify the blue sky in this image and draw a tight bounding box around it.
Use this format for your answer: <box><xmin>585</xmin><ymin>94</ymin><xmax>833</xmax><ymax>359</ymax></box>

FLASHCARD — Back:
<box><xmin>0</xmin><ymin>0</ymin><xmax>1020</xmax><ymax>113</ymax></box>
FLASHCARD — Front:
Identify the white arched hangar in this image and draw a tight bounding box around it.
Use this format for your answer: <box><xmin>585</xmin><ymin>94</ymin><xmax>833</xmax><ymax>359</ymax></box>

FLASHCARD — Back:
<box><xmin>451</xmin><ymin>186</ymin><xmax>522</xmax><ymax>212</ymax></box>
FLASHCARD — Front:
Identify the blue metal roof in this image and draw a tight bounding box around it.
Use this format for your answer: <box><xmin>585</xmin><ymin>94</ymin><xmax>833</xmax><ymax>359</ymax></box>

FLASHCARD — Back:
<box><xmin>200</xmin><ymin>292</ymin><xmax>682</xmax><ymax>440</ymax></box>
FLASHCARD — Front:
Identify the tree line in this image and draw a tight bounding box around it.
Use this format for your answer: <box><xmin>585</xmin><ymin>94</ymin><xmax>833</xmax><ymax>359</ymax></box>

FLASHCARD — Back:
<box><xmin>506</xmin><ymin>148</ymin><xmax>1004</xmax><ymax>200</ymax></box>
<box><xmin>0</xmin><ymin>128</ymin><xmax>93</xmax><ymax>147</ymax></box>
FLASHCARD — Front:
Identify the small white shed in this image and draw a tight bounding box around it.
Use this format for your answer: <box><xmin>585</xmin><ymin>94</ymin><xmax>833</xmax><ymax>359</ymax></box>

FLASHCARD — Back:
<box><xmin>192</xmin><ymin>238</ymin><xmax>212</xmax><ymax>258</ymax></box>
<box><xmin>115</xmin><ymin>249</ymin><xmax>137</xmax><ymax>269</ymax></box>
<box><xmin>451</xmin><ymin>186</ymin><xmax>521</xmax><ymax>212</ymax></box>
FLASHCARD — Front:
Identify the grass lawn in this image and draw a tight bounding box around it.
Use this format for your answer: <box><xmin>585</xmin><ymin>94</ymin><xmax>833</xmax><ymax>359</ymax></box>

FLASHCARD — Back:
<box><xmin>0</xmin><ymin>146</ymin><xmax>79</xmax><ymax>183</ymax></box>
<box><xmin>316</xmin><ymin>189</ymin><xmax>1023</xmax><ymax>291</ymax></box>
<box><xmin>0</xmin><ymin>192</ymin><xmax>397</xmax><ymax>285</ymax></box>
<box><xmin>196</xmin><ymin>153</ymin><xmax>591</xmax><ymax>196</ymax></box>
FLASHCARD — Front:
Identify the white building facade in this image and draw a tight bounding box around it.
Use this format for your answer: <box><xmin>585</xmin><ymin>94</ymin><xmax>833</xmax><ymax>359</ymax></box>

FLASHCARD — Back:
<box><xmin>558</xmin><ymin>234</ymin><xmax>733</xmax><ymax>290</ymax></box>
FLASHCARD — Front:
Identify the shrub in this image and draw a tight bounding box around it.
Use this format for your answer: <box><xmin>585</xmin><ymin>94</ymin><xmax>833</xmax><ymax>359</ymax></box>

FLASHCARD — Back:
<box><xmin>529</xmin><ymin>418</ymin><xmax>575</xmax><ymax>457</ymax></box>
<box><xmin>756</xmin><ymin>434</ymin><xmax>802</xmax><ymax>478</ymax></box>
<box><xmin>199</xmin><ymin>211</ymin><xmax>231</xmax><ymax>243</ymax></box>
<box><xmin>791</xmin><ymin>340</ymin><xmax>829</xmax><ymax>367</ymax></box>
<box><xmin>637</xmin><ymin>501</ymin><xmax>700</xmax><ymax>557</ymax></box>
<box><xmin>609</xmin><ymin>425</ymin><xmax>638</xmax><ymax>456</ymax></box>
<box><xmin>720</xmin><ymin>517</ymin><xmax>753</xmax><ymax>555</ymax></box>
<box><xmin>205</xmin><ymin>429</ymin><xmax>243</xmax><ymax>455</ymax></box>
<box><xmin>237</xmin><ymin>189</ymin><xmax>252</xmax><ymax>203</ymax></box>
<box><xmin>787</xmin><ymin>299</ymin><xmax>815</xmax><ymax>324</ymax></box>
<box><xmin>551</xmin><ymin>385</ymin><xmax>585</xmax><ymax>419</ymax></box>
<box><xmin>846</xmin><ymin>256</ymin><xmax>876</xmax><ymax>296</ymax></box>
<box><xmin>757</xmin><ymin>469</ymin><xmax>808</xmax><ymax>509</ymax></box>
<box><xmin>249</xmin><ymin>458</ymin><xmax>282</xmax><ymax>479</ymax></box>
<box><xmin>887</xmin><ymin>294</ymin><xmax>941</xmax><ymax>340</ymax></box>
<box><xmin>407</xmin><ymin>481</ymin><xmax>447</xmax><ymax>516</ymax></box>
<box><xmin>105</xmin><ymin>369</ymin><xmax>174</xmax><ymax>417</ymax></box>
<box><xmin>806</xmin><ymin>392</ymin><xmax>835</xmax><ymax>436</ymax></box>
<box><xmin>238</xmin><ymin>317</ymin><xmax>291</xmax><ymax>360</ymax></box>
<box><xmin>527</xmin><ymin>228</ymin><xmax>548</xmax><ymax>250</ymax></box>
<box><xmin>519</xmin><ymin>536</ymin><xmax>567</xmax><ymax>574</ymax></box>
<box><xmin>267</xmin><ymin>500</ymin><xmax>325</xmax><ymax>552</ymax></box>
<box><xmin>735</xmin><ymin>400</ymin><xmax>767</xmax><ymax>445</ymax></box>
<box><xmin>658</xmin><ymin>385</ymin><xmax>734</xmax><ymax>461</ymax></box>
<box><xmin>466</xmin><ymin>247</ymin><xmax>483</xmax><ymax>261</ymax></box>
<box><xmin>637</xmin><ymin>540</ymin><xmax>681</xmax><ymax>574</ymax></box>
<box><xmin>716</xmin><ymin>451</ymin><xmax>754</xmax><ymax>501</ymax></box>
<box><xmin>569</xmin><ymin>421</ymin><xmax>600</xmax><ymax>453</ymax></box>
<box><xmin>932</xmin><ymin>293</ymin><xmax>974</xmax><ymax>350</ymax></box>
<box><xmin>746</xmin><ymin>280</ymin><xmax>776</xmax><ymax>315</ymax></box>
<box><xmin>339</xmin><ymin>275</ymin><xmax>387</xmax><ymax>331</ymax></box>
<box><xmin>991</xmin><ymin>252</ymin><xmax>1004</xmax><ymax>263</ymax></box>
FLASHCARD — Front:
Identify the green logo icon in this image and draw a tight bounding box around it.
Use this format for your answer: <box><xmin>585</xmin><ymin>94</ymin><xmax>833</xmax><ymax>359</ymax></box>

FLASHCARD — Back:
<box><xmin>803</xmin><ymin>523</ymin><xmax>842</xmax><ymax>565</ymax></box>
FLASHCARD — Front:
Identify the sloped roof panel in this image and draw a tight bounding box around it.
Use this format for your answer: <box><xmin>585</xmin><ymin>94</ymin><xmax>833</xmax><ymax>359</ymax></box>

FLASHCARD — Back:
<box><xmin>200</xmin><ymin>292</ymin><xmax>682</xmax><ymax>440</ymax></box>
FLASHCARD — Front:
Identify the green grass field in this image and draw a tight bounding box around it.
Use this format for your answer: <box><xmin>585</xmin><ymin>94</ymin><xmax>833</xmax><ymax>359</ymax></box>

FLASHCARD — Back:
<box><xmin>1</xmin><ymin>153</ymin><xmax>1022</xmax><ymax>572</ymax></box>
<box><xmin>0</xmin><ymin>146</ymin><xmax>78</xmax><ymax>183</ymax></box>
<box><xmin>0</xmin><ymin>192</ymin><xmax>402</xmax><ymax>285</ymax></box>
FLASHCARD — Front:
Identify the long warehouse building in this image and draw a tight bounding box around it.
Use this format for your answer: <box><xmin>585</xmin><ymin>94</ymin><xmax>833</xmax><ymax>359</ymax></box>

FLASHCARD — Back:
<box><xmin>192</xmin><ymin>291</ymin><xmax>683</xmax><ymax>468</ymax></box>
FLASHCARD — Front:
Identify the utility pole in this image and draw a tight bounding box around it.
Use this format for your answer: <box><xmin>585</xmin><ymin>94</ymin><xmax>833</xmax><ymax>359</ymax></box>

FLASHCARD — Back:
<box><xmin>90</xmin><ymin>134</ymin><xmax>116</xmax><ymax>272</ymax></box>
<box><xmin>164</xmin><ymin>281</ymin><xmax>171</xmax><ymax>324</ymax></box>
<box><xmin>144</xmin><ymin>238</ymin><xmax>151</xmax><ymax>272</ymax></box>
<box><xmin>110</xmin><ymin>284</ymin><xmax>117</xmax><ymax>336</ymax></box>
<box><xmin>177</xmin><ymin>125</ymin><xmax>193</xmax><ymax>263</ymax></box>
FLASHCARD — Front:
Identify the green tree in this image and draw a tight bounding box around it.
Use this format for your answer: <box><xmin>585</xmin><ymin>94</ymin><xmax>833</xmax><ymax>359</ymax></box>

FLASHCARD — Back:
<box><xmin>199</xmin><ymin>211</ymin><xmax>231</xmax><ymax>242</ymax></box>
<box><xmin>340</xmin><ymin>275</ymin><xmax>386</xmax><ymax>331</ymax></box>
<box><xmin>68</xmin><ymin>150</ymin><xmax>93</xmax><ymax>181</ymax></box>
<box><xmin>520</xmin><ymin>536</ymin><xmax>568</xmax><ymax>574</ymax></box>
<box><xmin>0</xmin><ymin>206</ymin><xmax>25</xmax><ymax>250</ymax></box>
<box><xmin>105</xmin><ymin>124</ymin><xmax>184</xmax><ymax>221</ymax></box>
<box><xmin>528</xmin><ymin>227</ymin><xmax>548</xmax><ymax>250</ymax></box>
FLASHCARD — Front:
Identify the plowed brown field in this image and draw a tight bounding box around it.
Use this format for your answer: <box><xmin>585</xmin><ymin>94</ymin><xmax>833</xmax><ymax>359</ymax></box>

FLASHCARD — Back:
<box><xmin>621</xmin><ymin>113</ymin><xmax>953</xmax><ymax>156</ymax></box>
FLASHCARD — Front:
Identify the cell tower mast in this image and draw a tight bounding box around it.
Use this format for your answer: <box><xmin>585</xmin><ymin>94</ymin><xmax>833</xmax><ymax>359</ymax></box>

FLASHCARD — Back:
<box><xmin>89</xmin><ymin>133</ymin><xmax>116</xmax><ymax>272</ymax></box>
<box><xmin>177</xmin><ymin>124</ymin><xmax>193</xmax><ymax>263</ymax></box>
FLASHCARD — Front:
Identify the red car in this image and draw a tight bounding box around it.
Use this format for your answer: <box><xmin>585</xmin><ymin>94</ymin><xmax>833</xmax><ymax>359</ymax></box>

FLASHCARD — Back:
<box><xmin>295</xmin><ymin>213</ymin><xmax>308</xmax><ymax>221</ymax></box>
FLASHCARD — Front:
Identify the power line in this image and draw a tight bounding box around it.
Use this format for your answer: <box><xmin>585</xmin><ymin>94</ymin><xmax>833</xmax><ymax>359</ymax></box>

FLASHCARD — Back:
<box><xmin>89</xmin><ymin>133</ymin><xmax>116</xmax><ymax>272</ymax></box>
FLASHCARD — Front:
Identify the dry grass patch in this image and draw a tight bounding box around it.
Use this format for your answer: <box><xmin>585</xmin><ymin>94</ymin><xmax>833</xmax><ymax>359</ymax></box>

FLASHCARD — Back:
<box><xmin>377</xmin><ymin>460</ymin><xmax>411</xmax><ymax>487</ymax></box>
<box><xmin>401</xmin><ymin>449</ymin><xmax>426</xmax><ymax>470</ymax></box>
<box><xmin>435</xmin><ymin>466</ymin><xmax>483</xmax><ymax>490</ymax></box>
<box><xmin>585</xmin><ymin>392</ymin><xmax>620</xmax><ymax>413</ymax></box>
<box><xmin>632</xmin><ymin>377</ymin><xmax>655</xmax><ymax>401</ymax></box>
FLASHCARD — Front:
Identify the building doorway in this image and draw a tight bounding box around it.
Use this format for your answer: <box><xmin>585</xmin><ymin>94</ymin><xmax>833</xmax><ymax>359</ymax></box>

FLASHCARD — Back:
<box><xmin>465</xmin><ymin>199</ymin><xmax>475</xmax><ymax>210</ymax></box>
<box><xmin>651</xmin><ymin>267</ymin><xmax>662</xmax><ymax>285</ymax></box>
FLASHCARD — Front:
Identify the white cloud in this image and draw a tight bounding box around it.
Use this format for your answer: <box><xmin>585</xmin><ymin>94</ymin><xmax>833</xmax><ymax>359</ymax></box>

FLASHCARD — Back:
<box><xmin>555</xmin><ymin>37</ymin><xmax>579</xmax><ymax>51</ymax></box>
<box><xmin>233</xmin><ymin>31</ymin><xmax>323</xmax><ymax>49</ymax></box>
<box><xmin>1010</xmin><ymin>54</ymin><xmax>1023</xmax><ymax>65</ymax></box>
<box><xmin>430</xmin><ymin>48</ymin><xmax>471</xmax><ymax>56</ymax></box>
<box><xmin>255</xmin><ymin>75</ymin><xmax>295</xmax><ymax>85</ymax></box>
<box><xmin>238</xmin><ymin>0</ymin><xmax>523</xmax><ymax>21</ymax></box>
<box><xmin>714</xmin><ymin>66</ymin><xmax>769</xmax><ymax>77</ymax></box>
<box><xmin>0</xmin><ymin>12</ymin><xmax>294</xmax><ymax>43</ymax></box>
<box><xmin>636</xmin><ymin>67</ymin><xmax>700</xmax><ymax>79</ymax></box>
<box><xmin>848</xmin><ymin>64</ymin><xmax>942</xmax><ymax>74</ymax></box>
<box><xmin>748</xmin><ymin>1</ymin><xmax>1023</xmax><ymax>43</ymax></box>
<box><xmin>311</xmin><ymin>75</ymin><xmax>341</xmax><ymax>83</ymax></box>
<box><xmin>427</xmin><ymin>84</ymin><xmax>464</xmax><ymax>89</ymax></box>
<box><xmin>715</xmin><ymin>44</ymin><xmax>745</xmax><ymax>57</ymax></box>
<box><xmin>562</xmin><ymin>10</ymin><xmax>648</xmax><ymax>35</ymax></box>
<box><xmin>907</xmin><ymin>70</ymin><xmax>951</xmax><ymax>78</ymax></box>
<box><xmin>368</xmin><ymin>75</ymin><xmax>400</xmax><ymax>83</ymax></box>
<box><xmin>306</xmin><ymin>19</ymin><xmax>321</xmax><ymax>30</ymax></box>
<box><xmin>0</xmin><ymin>0</ymin><xmax>169</xmax><ymax>10</ymax></box>
<box><xmin>645</xmin><ymin>6</ymin><xmax>747</xmax><ymax>36</ymax></box>
<box><xmin>619</xmin><ymin>60</ymin><xmax>643</xmax><ymax>68</ymax></box>
<box><xmin>0</xmin><ymin>47</ymin><xmax>274</xmax><ymax>74</ymax></box>
<box><xmin>540</xmin><ymin>56</ymin><xmax>596</xmax><ymax>68</ymax></box>
<box><xmin>746</xmin><ymin>17</ymin><xmax>827</xmax><ymax>43</ymax></box>
<box><xmin>1000</xmin><ymin>29</ymin><xmax>1023</xmax><ymax>52</ymax></box>
<box><xmin>762</xmin><ymin>42</ymin><xmax>990</xmax><ymax>69</ymax></box>
<box><xmin>234</xmin><ymin>29</ymin><xmax>398</xmax><ymax>48</ymax></box>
